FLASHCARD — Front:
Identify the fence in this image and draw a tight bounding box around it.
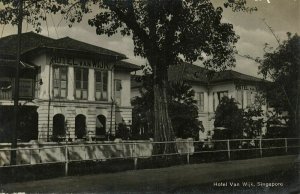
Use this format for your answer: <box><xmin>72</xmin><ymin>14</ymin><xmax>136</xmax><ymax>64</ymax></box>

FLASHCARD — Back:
<box><xmin>0</xmin><ymin>138</ymin><xmax>299</xmax><ymax>176</ymax></box>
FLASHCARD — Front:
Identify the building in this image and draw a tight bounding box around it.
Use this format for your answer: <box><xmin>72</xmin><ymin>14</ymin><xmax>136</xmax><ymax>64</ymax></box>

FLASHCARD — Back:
<box><xmin>0</xmin><ymin>32</ymin><xmax>139</xmax><ymax>142</ymax></box>
<box><xmin>131</xmin><ymin>63</ymin><xmax>268</xmax><ymax>135</ymax></box>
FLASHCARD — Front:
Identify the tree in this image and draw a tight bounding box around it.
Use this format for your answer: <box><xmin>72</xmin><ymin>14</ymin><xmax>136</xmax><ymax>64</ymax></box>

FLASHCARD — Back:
<box><xmin>259</xmin><ymin>33</ymin><xmax>300</xmax><ymax>137</ymax></box>
<box><xmin>0</xmin><ymin>0</ymin><xmax>255</xmax><ymax>153</ymax></box>
<box><xmin>243</xmin><ymin>107</ymin><xmax>264</xmax><ymax>139</ymax></box>
<box><xmin>131</xmin><ymin>70</ymin><xmax>201</xmax><ymax>140</ymax></box>
<box><xmin>214</xmin><ymin>96</ymin><xmax>244</xmax><ymax>139</ymax></box>
<box><xmin>213</xmin><ymin>96</ymin><xmax>264</xmax><ymax>140</ymax></box>
<box><xmin>168</xmin><ymin>81</ymin><xmax>201</xmax><ymax>139</ymax></box>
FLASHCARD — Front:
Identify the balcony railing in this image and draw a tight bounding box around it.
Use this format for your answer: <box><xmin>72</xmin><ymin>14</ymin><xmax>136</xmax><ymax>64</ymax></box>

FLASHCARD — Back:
<box><xmin>0</xmin><ymin>90</ymin><xmax>12</xmax><ymax>100</ymax></box>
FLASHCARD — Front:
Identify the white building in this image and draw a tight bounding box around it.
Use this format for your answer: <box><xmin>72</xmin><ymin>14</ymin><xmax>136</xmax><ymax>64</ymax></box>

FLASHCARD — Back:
<box><xmin>0</xmin><ymin>32</ymin><xmax>139</xmax><ymax>142</ymax></box>
<box><xmin>131</xmin><ymin>63</ymin><xmax>268</xmax><ymax>134</ymax></box>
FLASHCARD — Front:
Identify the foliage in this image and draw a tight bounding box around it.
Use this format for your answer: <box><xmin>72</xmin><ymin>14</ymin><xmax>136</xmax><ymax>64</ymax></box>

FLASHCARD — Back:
<box><xmin>214</xmin><ymin>96</ymin><xmax>244</xmax><ymax>139</ymax></box>
<box><xmin>0</xmin><ymin>0</ymin><xmax>255</xmax><ymax>151</ymax></box>
<box><xmin>213</xmin><ymin>96</ymin><xmax>264</xmax><ymax>140</ymax></box>
<box><xmin>168</xmin><ymin>82</ymin><xmax>201</xmax><ymax>139</ymax></box>
<box><xmin>243</xmin><ymin>107</ymin><xmax>264</xmax><ymax>138</ymax></box>
<box><xmin>115</xmin><ymin>122</ymin><xmax>130</xmax><ymax>140</ymax></box>
<box><xmin>258</xmin><ymin>33</ymin><xmax>299</xmax><ymax>136</ymax></box>
<box><xmin>132</xmin><ymin>70</ymin><xmax>201</xmax><ymax>140</ymax></box>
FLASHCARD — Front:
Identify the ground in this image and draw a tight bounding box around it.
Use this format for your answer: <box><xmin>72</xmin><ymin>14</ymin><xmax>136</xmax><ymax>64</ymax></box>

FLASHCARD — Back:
<box><xmin>0</xmin><ymin>155</ymin><xmax>298</xmax><ymax>193</ymax></box>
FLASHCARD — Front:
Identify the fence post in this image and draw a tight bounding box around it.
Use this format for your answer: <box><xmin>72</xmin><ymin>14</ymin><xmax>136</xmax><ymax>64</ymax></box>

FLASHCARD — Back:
<box><xmin>227</xmin><ymin>140</ymin><xmax>231</xmax><ymax>160</ymax></box>
<box><xmin>259</xmin><ymin>138</ymin><xmax>262</xmax><ymax>157</ymax></box>
<box><xmin>65</xmin><ymin>145</ymin><xmax>69</xmax><ymax>176</ymax></box>
<box><xmin>29</xmin><ymin>149</ymin><xmax>32</xmax><ymax>164</ymax></box>
<box><xmin>284</xmin><ymin>138</ymin><xmax>288</xmax><ymax>153</ymax></box>
<box><xmin>187</xmin><ymin>140</ymin><xmax>190</xmax><ymax>164</ymax></box>
<box><xmin>133</xmin><ymin>143</ymin><xmax>138</xmax><ymax>170</ymax></box>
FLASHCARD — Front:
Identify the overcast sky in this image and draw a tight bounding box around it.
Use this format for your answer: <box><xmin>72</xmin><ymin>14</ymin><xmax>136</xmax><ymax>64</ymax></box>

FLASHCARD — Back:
<box><xmin>0</xmin><ymin>0</ymin><xmax>299</xmax><ymax>77</ymax></box>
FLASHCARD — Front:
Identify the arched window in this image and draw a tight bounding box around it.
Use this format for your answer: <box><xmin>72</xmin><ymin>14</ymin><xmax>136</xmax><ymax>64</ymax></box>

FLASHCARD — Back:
<box><xmin>96</xmin><ymin>115</ymin><xmax>106</xmax><ymax>136</ymax></box>
<box><xmin>75</xmin><ymin>114</ymin><xmax>86</xmax><ymax>139</ymax></box>
<box><xmin>53</xmin><ymin>114</ymin><xmax>65</xmax><ymax>139</ymax></box>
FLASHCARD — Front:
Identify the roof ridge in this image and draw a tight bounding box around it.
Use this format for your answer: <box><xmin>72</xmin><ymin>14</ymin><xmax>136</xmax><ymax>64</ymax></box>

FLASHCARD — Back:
<box><xmin>0</xmin><ymin>31</ymin><xmax>55</xmax><ymax>40</ymax></box>
<box><xmin>54</xmin><ymin>36</ymin><xmax>126</xmax><ymax>58</ymax></box>
<box><xmin>227</xmin><ymin>69</ymin><xmax>262</xmax><ymax>80</ymax></box>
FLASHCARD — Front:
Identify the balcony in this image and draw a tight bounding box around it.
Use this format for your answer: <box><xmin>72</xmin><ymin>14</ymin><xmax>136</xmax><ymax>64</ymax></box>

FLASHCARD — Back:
<box><xmin>0</xmin><ymin>89</ymin><xmax>12</xmax><ymax>100</ymax></box>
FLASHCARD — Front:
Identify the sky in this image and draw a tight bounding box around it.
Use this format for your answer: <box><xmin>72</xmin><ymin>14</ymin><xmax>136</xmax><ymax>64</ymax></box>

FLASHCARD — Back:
<box><xmin>0</xmin><ymin>0</ymin><xmax>299</xmax><ymax>77</ymax></box>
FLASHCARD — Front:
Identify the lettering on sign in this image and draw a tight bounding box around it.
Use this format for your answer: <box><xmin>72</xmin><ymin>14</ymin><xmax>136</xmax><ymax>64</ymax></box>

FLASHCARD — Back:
<box><xmin>50</xmin><ymin>56</ymin><xmax>114</xmax><ymax>70</ymax></box>
<box><xmin>236</xmin><ymin>85</ymin><xmax>256</xmax><ymax>91</ymax></box>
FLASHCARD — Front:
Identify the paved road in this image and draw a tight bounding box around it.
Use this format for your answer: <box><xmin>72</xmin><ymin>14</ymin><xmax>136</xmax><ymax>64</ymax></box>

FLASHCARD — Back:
<box><xmin>0</xmin><ymin>155</ymin><xmax>298</xmax><ymax>193</ymax></box>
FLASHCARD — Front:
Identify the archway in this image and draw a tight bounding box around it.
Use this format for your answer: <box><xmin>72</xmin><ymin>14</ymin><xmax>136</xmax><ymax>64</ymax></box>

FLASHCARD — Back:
<box><xmin>96</xmin><ymin>115</ymin><xmax>106</xmax><ymax>136</ymax></box>
<box><xmin>53</xmin><ymin>114</ymin><xmax>65</xmax><ymax>140</ymax></box>
<box><xmin>75</xmin><ymin>114</ymin><xmax>86</xmax><ymax>139</ymax></box>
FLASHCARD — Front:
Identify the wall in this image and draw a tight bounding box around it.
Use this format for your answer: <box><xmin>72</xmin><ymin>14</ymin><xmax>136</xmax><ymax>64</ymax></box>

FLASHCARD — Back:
<box><xmin>114</xmin><ymin>71</ymin><xmax>133</xmax><ymax>127</ymax></box>
<box><xmin>28</xmin><ymin>53</ymin><xmax>134</xmax><ymax>140</ymax></box>
<box><xmin>0</xmin><ymin>139</ymin><xmax>194</xmax><ymax>166</ymax></box>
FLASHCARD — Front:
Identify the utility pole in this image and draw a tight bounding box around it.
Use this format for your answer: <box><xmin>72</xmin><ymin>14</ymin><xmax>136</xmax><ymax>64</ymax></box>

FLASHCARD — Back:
<box><xmin>11</xmin><ymin>0</ymin><xmax>23</xmax><ymax>165</ymax></box>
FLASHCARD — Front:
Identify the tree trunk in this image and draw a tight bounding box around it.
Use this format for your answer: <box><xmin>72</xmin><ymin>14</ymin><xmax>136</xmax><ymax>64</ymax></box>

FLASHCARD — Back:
<box><xmin>151</xmin><ymin>59</ymin><xmax>177</xmax><ymax>155</ymax></box>
<box><xmin>153</xmin><ymin>80</ymin><xmax>176</xmax><ymax>154</ymax></box>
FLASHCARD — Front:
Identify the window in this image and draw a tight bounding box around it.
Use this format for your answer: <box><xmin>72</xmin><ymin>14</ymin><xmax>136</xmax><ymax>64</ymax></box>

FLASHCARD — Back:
<box><xmin>195</xmin><ymin>92</ymin><xmax>204</xmax><ymax>112</ymax></box>
<box><xmin>35</xmin><ymin>68</ymin><xmax>41</xmax><ymax>98</ymax></box>
<box><xmin>246</xmin><ymin>90</ymin><xmax>256</xmax><ymax>107</ymax></box>
<box><xmin>75</xmin><ymin>68</ymin><xmax>88</xmax><ymax>99</ymax></box>
<box><xmin>95</xmin><ymin>71</ymin><xmax>108</xmax><ymax>101</ymax></box>
<box><xmin>114</xmin><ymin>79</ymin><xmax>122</xmax><ymax>105</ymax></box>
<box><xmin>52</xmin><ymin>114</ymin><xmax>66</xmax><ymax>139</ymax></box>
<box><xmin>75</xmin><ymin>114</ymin><xmax>86</xmax><ymax>139</ymax></box>
<box><xmin>236</xmin><ymin>90</ymin><xmax>243</xmax><ymax>108</ymax></box>
<box><xmin>214</xmin><ymin>91</ymin><xmax>228</xmax><ymax>111</ymax></box>
<box><xmin>217</xmin><ymin>91</ymin><xmax>228</xmax><ymax>102</ymax></box>
<box><xmin>53</xmin><ymin>66</ymin><xmax>67</xmax><ymax>98</ymax></box>
<box><xmin>0</xmin><ymin>77</ymin><xmax>12</xmax><ymax>100</ymax></box>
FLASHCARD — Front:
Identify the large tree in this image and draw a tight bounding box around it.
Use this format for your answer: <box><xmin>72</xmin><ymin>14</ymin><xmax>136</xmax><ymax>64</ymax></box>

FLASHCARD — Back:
<box><xmin>0</xmin><ymin>0</ymin><xmax>254</xmax><ymax>153</ymax></box>
<box><xmin>259</xmin><ymin>33</ymin><xmax>300</xmax><ymax>137</ymax></box>
<box><xmin>132</xmin><ymin>69</ymin><xmax>201</xmax><ymax>140</ymax></box>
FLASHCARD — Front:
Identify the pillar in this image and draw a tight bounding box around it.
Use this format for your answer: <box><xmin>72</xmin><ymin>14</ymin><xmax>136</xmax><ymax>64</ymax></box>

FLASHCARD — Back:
<box><xmin>67</xmin><ymin>66</ymin><xmax>74</xmax><ymax>100</ymax></box>
<box><xmin>88</xmin><ymin>68</ymin><xmax>95</xmax><ymax>101</ymax></box>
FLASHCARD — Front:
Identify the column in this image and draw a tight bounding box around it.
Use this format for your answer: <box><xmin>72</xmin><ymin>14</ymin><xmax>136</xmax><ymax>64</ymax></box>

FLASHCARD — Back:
<box><xmin>214</xmin><ymin>92</ymin><xmax>218</xmax><ymax>111</ymax></box>
<box><xmin>110</xmin><ymin>70</ymin><xmax>115</xmax><ymax>102</ymax></box>
<box><xmin>107</xmin><ymin>70</ymin><xmax>112</xmax><ymax>101</ymax></box>
<box><xmin>40</xmin><ymin>64</ymin><xmax>51</xmax><ymax>99</ymax></box>
<box><xmin>67</xmin><ymin>66</ymin><xmax>74</xmax><ymax>100</ymax></box>
<box><xmin>204</xmin><ymin>91</ymin><xmax>209</xmax><ymax>112</ymax></box>
<box><xmin>243</xmin><ymin>90</ymin><xmax>247</xmax><ymax>109</ymax></box>
<box><xmin>88</xmin><ymin>68</ymin><xmax>95</xmax><ymax>101</ymax></box>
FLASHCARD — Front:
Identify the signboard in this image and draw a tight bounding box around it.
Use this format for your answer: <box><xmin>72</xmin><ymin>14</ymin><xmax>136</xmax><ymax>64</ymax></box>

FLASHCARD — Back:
<box><xmin>50</xmin><ymin>56</ymin><xmax>114</xmax><ymax>71</ymax></box>
<box><xmin>235</xmin><ymin>85</ymin><xmax>256</xmax><ymax>91</ymax></box>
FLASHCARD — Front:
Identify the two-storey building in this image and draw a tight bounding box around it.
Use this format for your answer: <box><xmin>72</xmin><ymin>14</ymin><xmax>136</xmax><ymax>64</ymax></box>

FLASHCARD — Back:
<box><xmin>131</xmin><ymin>63</ymin><xmax>267</xmax><ymax>135</ymax></box>
<box><xmin>0</xmin><ymin>32</ymin><xmax>139</xmax><ymax>142</ymax></box>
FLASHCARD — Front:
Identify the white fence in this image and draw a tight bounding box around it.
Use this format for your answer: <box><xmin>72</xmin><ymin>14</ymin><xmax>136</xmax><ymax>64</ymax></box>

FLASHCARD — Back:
<box><xmin>0</xmin><ymin>138</ymin><xmax>299</xmax><ymax>175</ymax></box>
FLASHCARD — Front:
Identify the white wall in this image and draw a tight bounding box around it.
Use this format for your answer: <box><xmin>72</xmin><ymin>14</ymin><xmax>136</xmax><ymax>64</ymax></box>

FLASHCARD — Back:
<box><xmin>114</xmin><ymin>71</ymin><xmax>131</xmax><ymax>107</ymax></box>
<box><xmin>29</xmin><ymin>53</ymin><xmax>134</xmax><ymax>139</ymax></box>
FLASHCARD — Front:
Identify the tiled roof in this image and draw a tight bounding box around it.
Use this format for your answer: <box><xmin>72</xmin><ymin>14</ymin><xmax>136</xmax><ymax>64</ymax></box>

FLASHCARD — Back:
<box><xmin>114</xmin><ymin>60</ymin><xmax>141</xmax><ymax>71</ymax></box>
<box><xmin>0</xmin><ymin>32</ymin><xmax>126</xmax><ymax>59</ymax></box>
<box><xmin>132</xmin><ymin>63</ymin><xmax>264</xmax><ymax>88</ymax></box>
<box><xmin>168</xmin><ymin>63</ymin><xmax>264</xmax><ymax>84</ymax></box>
<box><xmin>0</xmin><ymin>32</ymin><xmax>54</xmax><ymax>58</ymax></box>
<box><xmin>50</xmin><ymin>36</ymin><xmax>126</xmax><ymax>59</ymax></box>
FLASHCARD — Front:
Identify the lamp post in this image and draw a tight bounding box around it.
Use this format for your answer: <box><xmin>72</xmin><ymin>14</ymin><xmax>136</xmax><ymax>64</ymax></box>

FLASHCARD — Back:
<box><xmin>11</xmin><ymin>0</ymin><xmax>23</xmax><ymax>165</ymax></box>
